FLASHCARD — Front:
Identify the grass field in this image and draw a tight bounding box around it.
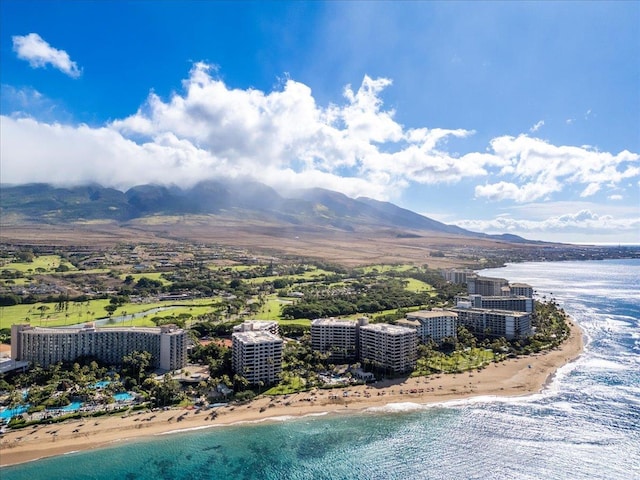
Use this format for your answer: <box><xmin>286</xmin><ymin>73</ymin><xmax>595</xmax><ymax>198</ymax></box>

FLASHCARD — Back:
<box><xmin>0</xmin><ymin>297</ymin><xmax>221</xmax><ymax>330</ymax></box>
<box><xmin>250</xmin><ymin>295</ymin><xmax>290</xmax><ymax>320</ymax></box>
<box><xmin>0</xmin><ymin>255</ymin><xmax>76</xmax><ymax>274</ymax></box>
<box><xmin>264</xmin><ymin>375</ymin><xmax>307</xmax><ymax>395</ymax></box>
<box><xmin>403</xmin><ymin>278</ymin><xmax>434</xmax><ymax>293</ymax></box>
<box><xmin>413</xmin><ymin>348</ymin><xmax>495</xmax><ymax>375</ymax></box>
<box><xmin>247</xmin><ymin>268</ymin><xmax>335</xmax><ymax>285</ymax></box>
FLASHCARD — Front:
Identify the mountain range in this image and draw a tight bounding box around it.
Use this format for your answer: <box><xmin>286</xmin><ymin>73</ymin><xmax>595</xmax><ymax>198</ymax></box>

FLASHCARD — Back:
<box><xmin>0</xmin><ymin>181</ymin><xmax>533</xmax><ymax>243</ymax></box>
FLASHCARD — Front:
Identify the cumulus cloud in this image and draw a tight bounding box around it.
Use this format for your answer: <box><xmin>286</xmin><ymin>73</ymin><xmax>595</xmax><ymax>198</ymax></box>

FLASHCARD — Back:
<box><xmin>12</xmin><ymin>33</ymin><xmax>81</xmax><ymax>78</ymax></box>
<box><xmin>2</xmin><ymin>63</ymin><xmax>638</xmax><ymax>209</ymax></box>
<box><xmin>3</xmin><ymin>63</ymin><xmax>507</xmax><ymax>197</ymax></box>
<box><xmin>474</xmin><ymin>135</ymin><xmax>639</xmax><ymax>202</ymax></box>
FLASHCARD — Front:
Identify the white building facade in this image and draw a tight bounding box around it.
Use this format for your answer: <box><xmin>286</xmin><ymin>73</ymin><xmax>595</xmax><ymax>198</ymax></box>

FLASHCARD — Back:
<box><xmin>11</xmin><ymin>323</ymin><xmax>187</xmax><ymax>370</ymax></box>
<box><xmin>310</xmin><ymin>318</ymin><xmax>358</xmax><ymax>361</ymax></box>
<box><xmin>451</xmin><ymin>308</ymin><xmax>532</xmax><ymax>340</ymax></box>
<box><xmin>233</xmin><ymin>320</ymin><xmax>279</xmax><ymax>336</ymax></box>
<box><xmin>401</xmin><ymin>310</ymin><xmax>459</xmax><ymax>343</ymax></box>
<box><xmin>358</xmin><ymin>323</ymin><xmax>418</xmax><ymax>373</ymax></box>
<box><xmin>231</xmin><ymin>330</ymin><xmax>283</xmax><ymax>385</ymax></box>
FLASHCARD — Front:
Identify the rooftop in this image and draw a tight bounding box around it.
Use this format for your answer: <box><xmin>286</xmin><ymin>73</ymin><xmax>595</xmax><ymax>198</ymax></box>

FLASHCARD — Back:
<box><xmin>232</xmin><ymin>331</ymin><xmax>282</xmax><ymax>345</ymax></box>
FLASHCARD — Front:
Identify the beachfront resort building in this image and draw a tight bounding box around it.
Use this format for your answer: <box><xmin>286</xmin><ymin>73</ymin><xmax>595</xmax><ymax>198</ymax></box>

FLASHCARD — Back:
<box><xmin>509</xmin><ymin>283</ymin><xmax>534</xmax><ymax>298</ymax></box>
<box><xmin>358</xmin><ymin>322</ymin><xmax>418</xmax><ymax>373</ymax></box>
<box><xmin>310</xmin><ymin>317</ymin><xmax>363</xmax><ymax>361</ymax></box>
<box><xmin>10</xmin><ymin>323</ymin><xmax>188</xmax><ymax>370</ymax></box>
<box><xmin>441</xmin><ymin>269</ymin><xmax>474</xmax><ymax>285</ymax></box>
<box><xmin>232</xmin><ymin>330</ymin><xmax>283</xmax><ymax>385</ymax></box>
<box><xmin>456</xmin><ymin>294</ymin><xmax>535</xmax><ymax>314</ymax></box>
<box><xmin>396</xmin><ymin>310</ymin><xmax>459</xmax><ymax>343</ymax></box>
<box><xmin>233</xmin><ymin>320</ymin><xmax>279</xmax><ymax>336</ymax></box>
<box><xmin>451</xmin><ymin>307</ymin><xmax>532</xmax><ymax>340</ymax></box>
<box><xmin>466</xmin><ymin>275</ymin><xmax>510</xmax><ymax>296</ymax></box>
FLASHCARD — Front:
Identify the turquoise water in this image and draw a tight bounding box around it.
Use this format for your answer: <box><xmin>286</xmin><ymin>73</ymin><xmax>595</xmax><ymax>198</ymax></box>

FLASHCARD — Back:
<box><xmin>48</xmin><ymin>401</ymin><xmax>83</xmax><ymax>413</ymax></box>
<box><xmin>113</xmin><ymin>393</ymin><xmax>134</xmax><ymax>402</ymax></box>
<box><xmin>0</xmin><ymin>405</ymin><xmax>29</xmax><ymax>420</ymax></box>
<box><xmin>2</xmin><ymin>259</ymin><xmax>639</xmax><ymax>479</ymax></box>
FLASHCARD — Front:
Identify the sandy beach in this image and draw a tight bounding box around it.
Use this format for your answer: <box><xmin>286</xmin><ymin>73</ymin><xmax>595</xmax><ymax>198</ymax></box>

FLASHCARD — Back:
<box><xmin>0</xmin><ymin>320</ymin><xmax>583</xmax><ymax>467</ymax></box>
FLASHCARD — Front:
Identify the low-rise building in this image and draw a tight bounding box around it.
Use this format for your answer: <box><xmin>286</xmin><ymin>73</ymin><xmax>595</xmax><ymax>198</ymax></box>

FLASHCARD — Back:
<box><xmin>231</xmin><ymin>330</ymin><xmax>283</xmax><ymax>385</ymax></box>
<box><xmin>11</xmin><ymin>323</ymin><xmax>187</xmax><ymax>370</ymax></box>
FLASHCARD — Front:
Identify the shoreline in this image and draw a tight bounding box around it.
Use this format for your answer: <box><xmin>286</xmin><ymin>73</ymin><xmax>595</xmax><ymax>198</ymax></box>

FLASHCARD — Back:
<box><xmin>0</xmin><ymin>320</ymin><xmax>583</xmax><ymax>468</ymax></box>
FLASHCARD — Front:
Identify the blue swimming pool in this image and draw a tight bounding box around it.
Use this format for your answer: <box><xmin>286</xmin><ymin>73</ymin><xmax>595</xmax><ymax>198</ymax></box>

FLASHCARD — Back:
<box><xmin>0</xmin><ymin>405</ymin><xmax>29</xmax><ymax>420</ymax></box>
<box><xmin>47</xmin><ymin>401</ymin><xmax>83</xmax><ymax>412</ymax></box>
<box><xmin>113</xmin><ymin>392</ymin><xmax>134</xmax><ymax>402</ymax></box>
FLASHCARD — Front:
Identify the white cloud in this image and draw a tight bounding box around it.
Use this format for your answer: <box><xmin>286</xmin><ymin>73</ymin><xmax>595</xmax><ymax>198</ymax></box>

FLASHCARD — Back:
<box><xmin>12</xmin><ymin>33</ymin><xmax>81</xmax><ymax>78</ymax></box>
<box><xmin>2</xmin><ymin>63</ymin><xmax>638</xmax><ymax>214</ymax></box>
<box><xmin>456</xmin><ymin>210</ymin><xmax>640</xmax><ymax>234</ymax></box>
<box><xmin>1</xmin><ymin>63</ymin><xmax>464</xmax><ymax>197</ymax></box>
<box><xmin>608</xmin><ymin>194</ymin><xmax>623</xmax><ymax>201</ymax></box>
<box><xmin>529</xmin><ymin>120</ymin><xmax>544</xmax><ymax>132</ymax></box>
<box><xmin>474</xmin><ymin>135</ymin><xmax>639</xmax><ymax>202</ymax></box>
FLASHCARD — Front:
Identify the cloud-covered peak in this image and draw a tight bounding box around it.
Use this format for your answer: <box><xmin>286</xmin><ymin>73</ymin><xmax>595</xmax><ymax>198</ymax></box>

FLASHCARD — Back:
<box><xmin>1</xmin><ymin>64</ymin><xmax>638</xmax><ymax>215</ymax></box>
<box><xmin>12</xmin><ymin>33</ymin><xmax>81</xmax><ymax>78</ymax></box>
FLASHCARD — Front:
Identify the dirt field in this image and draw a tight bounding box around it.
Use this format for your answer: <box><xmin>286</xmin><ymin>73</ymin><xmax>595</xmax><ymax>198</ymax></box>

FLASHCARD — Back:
<box><xmin>0</xmin><ymin>218</ymin><xmax>537</xmax><ymax>268</ymax></box>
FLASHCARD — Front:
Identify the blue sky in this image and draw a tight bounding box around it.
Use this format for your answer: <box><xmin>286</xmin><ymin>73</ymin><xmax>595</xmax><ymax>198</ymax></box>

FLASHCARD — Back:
<box><xmin>1</xmin><ymin>1</ymin><xmax>638</xmax><ymax>244</ymax></box>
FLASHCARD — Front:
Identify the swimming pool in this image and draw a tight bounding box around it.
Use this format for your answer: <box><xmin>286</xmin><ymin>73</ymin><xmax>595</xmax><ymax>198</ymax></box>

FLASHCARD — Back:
<box><xmin>0</xmin><ymin>405</ymin><xmax>29</xmax><ymax>420</ymax></box>
<box><xmin>113</xmin><ymin>392</ymin><xmax>134</xmax><ymax>402</ymax></box>
<box><xmin>47</xmin><ymin>401</ymin><xmax>83</xmax><ymax>412</ymax></box>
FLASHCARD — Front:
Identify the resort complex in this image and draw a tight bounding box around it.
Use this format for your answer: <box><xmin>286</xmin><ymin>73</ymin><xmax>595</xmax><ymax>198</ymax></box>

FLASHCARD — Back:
<box><xmin>6</xmin><ymin>270</ymin><xmax>536</xmax><ymax>390</ymax></box>
<box><xmin>310</xmin><ymin>317</ymin><xmax>418</xmax><ymax>373</ymax></box>
<box><xmin>10</xmin><ymin>323</ymin><xmax>188</xmax><ymax>371</ymax></box>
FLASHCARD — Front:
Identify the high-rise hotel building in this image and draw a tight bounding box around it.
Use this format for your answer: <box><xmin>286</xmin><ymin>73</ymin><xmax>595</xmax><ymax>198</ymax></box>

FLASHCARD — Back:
<box><xmin>310</xmin><ymin>317</ymin><xmax>360</xmax><ymax>361</ymax></box>
<box><xmin>358</xmin><ymin>322</ymin><xmax>418</xmax><ymax>373</ymax></box>
<box><xmin>397</xmin><ymin>310</ymin><xmax>458</xmax><ymax>343</ymax></box>
<box><xmin>11</xmin><ymin>323</ymin><xmax>187</xmax><ymax>371</ymax></box>
<box><xmin>231</xmin><ymin>330</ymin><xmax>283</xmax><ymax>384</ymax></box>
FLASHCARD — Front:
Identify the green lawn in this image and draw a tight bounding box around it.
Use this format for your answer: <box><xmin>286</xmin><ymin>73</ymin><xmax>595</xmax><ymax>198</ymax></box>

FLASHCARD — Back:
<box><xmin>0</xmin><ymin>255</ymin><xmax>76</xmax><ymax>274</ymax></box>
<box><xmin>247</xmin><ymin>268</ymin><xmax>335</xmax><ymax>285</ymax></box>
<box><xmin>0</xmin><ymin>297</ymin><xmax>221</xmax><ymax>329</ymax></box>
<box><xmin>264</xmin><ymin>376</ymin><xmax>307</xmax><ymax>395</ymax></box>
<box><xmin>250</xmin><ymin>295</ymin><xmax>290</xmax><ymax>320</ymax></box>
<box><xmin>403</xmin><ymin>278</ymin><xmax>434</xmax><ymax>293</ymax></box>
<box><xmin>413</xmin><ymin>348</ymin><xmax>495</xmax><ymax>376</ymax></box>
<box><xmin>358</xmin><ymin>264</ymin><xmax>416</xmax><ymax>274</ymax></box>
<box><xmin>0</xmin><ymin>299</ymin><xmax>112</xmax><ymax>329</ymax></box>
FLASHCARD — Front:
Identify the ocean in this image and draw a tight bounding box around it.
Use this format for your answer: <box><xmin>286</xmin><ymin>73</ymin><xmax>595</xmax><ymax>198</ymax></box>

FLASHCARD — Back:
<box><xmin>2</xmin><ymin>259</ymin><xmax>639</xmax><ymax>480</ymax></box>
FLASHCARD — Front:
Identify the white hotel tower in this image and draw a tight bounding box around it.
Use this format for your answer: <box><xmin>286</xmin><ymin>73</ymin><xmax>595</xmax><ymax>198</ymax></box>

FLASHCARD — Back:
<box><xmin>11</xmin><ymin>323</ymin><xmax>187</xmax><ymax>371</ymax></box>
